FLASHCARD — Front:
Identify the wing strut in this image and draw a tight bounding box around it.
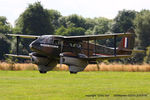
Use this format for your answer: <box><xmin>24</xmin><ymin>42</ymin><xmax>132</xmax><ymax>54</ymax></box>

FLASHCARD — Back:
<box><xmin>94</xmin><ymin>39</ymin><xmax>96</xmax><ymax>55</ymax></box>
<box><xmin>88</xmin><ymin>39</ymin><xmax>89</xmax><ymax>57</ymax></box>
<box><xmin>5</xmin><ymin>34</ymin><xmax>34</xmax><ymax>59</ymax></box>
<box><xmin>60</xmin><ymin>40</ymin><xmax>64</xmax><ymax>67</ymax></box>
<box><xmin>16</xmin><ymin>36</ymin><xmax>20</xmax><ymax>55</ymax></box>
<box><xmin>114</xmin><ymin>35</ymin><xmax>117</xmax><ymax>56</ymax></box>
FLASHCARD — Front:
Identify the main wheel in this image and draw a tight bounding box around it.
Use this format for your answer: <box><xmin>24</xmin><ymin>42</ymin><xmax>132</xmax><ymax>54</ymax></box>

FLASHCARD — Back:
<box><xmin>39</xmin><ymin>70</ymin><xmax>47</xmax><ymax>74</ymax></box>
<box><xmin>70</xmin><ymin>71</ymin><xmax>77</xmax><ymax>74</ymax></box>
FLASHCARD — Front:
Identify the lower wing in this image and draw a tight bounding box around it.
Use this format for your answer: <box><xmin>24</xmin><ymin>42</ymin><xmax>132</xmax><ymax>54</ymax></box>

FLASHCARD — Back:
<box><xmin>80</xmin><ymin>55</ymin><xmax>132</xmax><ymax>61</ymax></box>
<box><xmin>6</xmin><ymin>34</ymin><xmax>40</xmax><ymax>39</ymax></box>
<box><xmin>5</xmin><ymin>54</ymin><xmax>31</xmax><ymax>59</ymax></box>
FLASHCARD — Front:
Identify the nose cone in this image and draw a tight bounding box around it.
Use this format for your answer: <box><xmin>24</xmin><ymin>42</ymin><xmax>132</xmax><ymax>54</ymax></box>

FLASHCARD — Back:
<box><xmin>29</xmin><ymin>40</ymin><xmax>41</xmax><ymax>51</ymax></box>
<box><xmin>29</xmin><ymin>41</ymin><xmax>35</xmax><ymax>49</ymax></box>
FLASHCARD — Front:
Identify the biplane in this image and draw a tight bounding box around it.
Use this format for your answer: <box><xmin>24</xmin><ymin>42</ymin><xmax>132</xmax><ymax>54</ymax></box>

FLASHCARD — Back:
<box><xmin>6</xmin><ymin>29</ymin><xmax>143</xmax><ymax>74</ymax></box>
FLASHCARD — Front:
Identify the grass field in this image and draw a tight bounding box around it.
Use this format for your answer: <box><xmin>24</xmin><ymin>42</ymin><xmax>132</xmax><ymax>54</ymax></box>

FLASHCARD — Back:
<box><xmin>0</xmin><ymin>71</ymin><xmax>150</xmax><ymax>100</ymax></box>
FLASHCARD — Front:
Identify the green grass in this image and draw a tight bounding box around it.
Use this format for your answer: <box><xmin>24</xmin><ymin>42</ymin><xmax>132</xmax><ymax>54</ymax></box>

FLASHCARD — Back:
<box><xmin>0</xmin><ymin>71</ymin><xmax>150</xmax><ymax>100</ymax></box>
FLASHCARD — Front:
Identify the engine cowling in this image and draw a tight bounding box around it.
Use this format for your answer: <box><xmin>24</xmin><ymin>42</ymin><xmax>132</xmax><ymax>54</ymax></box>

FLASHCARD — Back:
<box><xmin>62</xmin><ymin>52</ymin><xmax>88</xmax><ymax>73</ymax></box>
<box><xmin>30</xmin><ymin>52</ymin><xmax>58</xmax><ymax>73</ymax></box>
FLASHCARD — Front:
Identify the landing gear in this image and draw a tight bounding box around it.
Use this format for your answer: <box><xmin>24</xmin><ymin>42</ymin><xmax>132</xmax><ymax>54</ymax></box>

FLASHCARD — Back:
<box><xmin>70</xmin><ymin>71</ymin><xmax>77</xmax><ymax>74</ymax></box>
<box><xmin>39</xmin><ymin>70</ymin><xmax>47</xmax><ymax>74</ymax></box>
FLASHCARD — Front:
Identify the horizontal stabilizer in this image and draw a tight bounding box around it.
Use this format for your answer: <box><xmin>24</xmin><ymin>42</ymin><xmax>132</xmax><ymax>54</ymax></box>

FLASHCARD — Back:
<box><xmin>132</xmin><ymin>50</ymin><xmax>145</xmax><ymax>53</ymax></box>
<box><xmin>5</xmin><ymin>54</ymin><xmax>31</xmax><ymax>59</ymax></box>
<box><xmin>6</xmin><ymin>34</ymin><xmax>40</xmax><ymax>39</ymax></box>
<box><xmin>120</xmin><ymin>49</ymin><xmax>145</xmax><ymax>53</ymax></box>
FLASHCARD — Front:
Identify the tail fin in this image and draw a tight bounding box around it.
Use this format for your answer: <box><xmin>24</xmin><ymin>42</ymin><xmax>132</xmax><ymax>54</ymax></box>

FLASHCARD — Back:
<box><xmin>118</xmin><ymin>29</ymin><xmax>135</xmax><ymax>50</ymax></box>
<box><xmin>118</xmin><ymin>29</ymin><xmax>135</xmax><ymax>55</ymax></box>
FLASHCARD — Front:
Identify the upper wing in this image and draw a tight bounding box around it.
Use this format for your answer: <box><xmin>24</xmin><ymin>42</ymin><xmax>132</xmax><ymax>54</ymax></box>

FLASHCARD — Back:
<box><xmin>80</xmin><ymin>55</ymin><xmax>132</xmax><ymax>61</ymax></box>
<box><xmin>6</xmin><ymin>34</ymin><xmax>40</xmax><ymax>39</ymax></box>
<box><xmin>63</xmin><ymin>33</ymin><xmax>133</xmax><ymax>41</ymax></box>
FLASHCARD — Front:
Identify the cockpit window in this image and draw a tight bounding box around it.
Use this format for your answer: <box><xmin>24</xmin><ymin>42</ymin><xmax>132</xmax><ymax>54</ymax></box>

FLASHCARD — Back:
<box><xmin>37</xmin><ymin>36</ymin><xmax>53</xmax><ymax>44</ymax></box>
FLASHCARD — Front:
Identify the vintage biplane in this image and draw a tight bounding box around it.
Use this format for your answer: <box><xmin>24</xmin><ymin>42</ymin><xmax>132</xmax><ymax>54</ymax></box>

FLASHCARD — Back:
<box><xmin>5</xmin><ymin>30</ymin><xmax>143</xmax><ymax>74</ymax></box>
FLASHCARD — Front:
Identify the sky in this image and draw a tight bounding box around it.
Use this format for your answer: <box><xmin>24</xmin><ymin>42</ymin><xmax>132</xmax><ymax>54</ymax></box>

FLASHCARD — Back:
<box><xmin>0</xmin><ymin>0</ymin><xmax>150</xmax><ymax>26</ymax></box>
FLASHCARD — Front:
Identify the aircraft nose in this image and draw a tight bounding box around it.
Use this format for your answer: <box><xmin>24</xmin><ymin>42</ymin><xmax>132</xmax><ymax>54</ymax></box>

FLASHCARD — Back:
<box><xmin>29</xmin><ymin>40</ymin><xmax>41</xmax><ymax>50</ymax></box>
<box><xmin>29</xmin><ymin>41</ymin><xmax>35</xmax><ymax>49</ymax></box>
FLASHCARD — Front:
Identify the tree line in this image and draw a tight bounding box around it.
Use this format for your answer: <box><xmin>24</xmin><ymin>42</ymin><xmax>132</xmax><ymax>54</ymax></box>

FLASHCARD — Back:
<box><xmin>0</xmin><ymin>2</ymin><xmax>150</xmax><ymax>64</ymax></box>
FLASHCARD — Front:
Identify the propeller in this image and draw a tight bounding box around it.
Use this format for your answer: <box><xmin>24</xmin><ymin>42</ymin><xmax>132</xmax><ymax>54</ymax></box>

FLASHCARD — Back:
<box><xmin>59</xmin><ymin>41</ymin><xmax>64</xmax><ymax>67</ymax></box>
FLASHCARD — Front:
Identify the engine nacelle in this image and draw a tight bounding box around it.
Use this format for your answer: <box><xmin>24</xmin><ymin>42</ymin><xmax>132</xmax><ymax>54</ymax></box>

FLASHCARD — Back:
<box><xmin>63</xmin><ymin>56</ymin><xmax>88</xmax><ymax>73</ymax></box>
<box><xmin>31</xmin><ymin>55</ymin><xmax>49</xmax><ymax>65</ymax></box>
<box><xmin>30</xmin><ymin>52</ymin><xmax>58</xmax><ymax>73</ymax></box>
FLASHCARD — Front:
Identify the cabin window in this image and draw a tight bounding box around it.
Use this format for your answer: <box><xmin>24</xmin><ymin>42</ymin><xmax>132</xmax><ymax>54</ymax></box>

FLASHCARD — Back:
<box><xmin>54</xmin><ymin>40</ymin><xmax>60</xmax><ymax>45</ymax></box>
<box><xmin>77</xmin><ymin>44</ymin><xmax>82</xmax><ymax>48</ymax></box>
<box><xmin>69</xmin><ymin>43</ymin><xmax>73</xmax><ymax>47</ymax></box>
<box><xmin>68</xmin><ymin>42</ymin><xmax>82</xmax><ymax>48</ymax></box>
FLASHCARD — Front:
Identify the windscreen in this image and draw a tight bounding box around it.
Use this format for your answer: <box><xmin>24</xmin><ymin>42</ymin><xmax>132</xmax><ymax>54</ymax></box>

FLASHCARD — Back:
<box><xmin>37</xmin><ymin>36</ymin><xmax>54</xmax><ymax>44</ymax></box>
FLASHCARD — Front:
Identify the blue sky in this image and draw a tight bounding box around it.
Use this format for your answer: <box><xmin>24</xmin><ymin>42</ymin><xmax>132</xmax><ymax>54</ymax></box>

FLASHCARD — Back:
<box><xmin>0</xmin><ymin>0</ymin><xmax>150</xmax><ymax>26</ymax></box>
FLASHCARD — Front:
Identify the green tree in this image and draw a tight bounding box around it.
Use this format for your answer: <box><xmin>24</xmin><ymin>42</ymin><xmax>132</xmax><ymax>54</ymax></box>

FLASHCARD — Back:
<box><xmin>55</xmin><ymin>26</ymin><xmax>68</xmax><ymax>36</ymax></box>
<box><xmin>0</xmin><ymin>16</ymin><xmax>12</xmax><ymax>60</ymax></box>
<box><xmin>15</xmin><ymin>2</ymin><xmax>54</xmax><ymax>35</ymax></box>
<box><xmin>56</xmin><ymin>14</ymin><xmax>86</xmax><ymax>36</ymax></box>
<box><xmin>84</xmin><ymin>18</ymin><xmax>96</xmax><ymax>30</ymax></box>
<box><xmin>134</xmin><ymin>10</ymin><xmax>150</xmax><ymax>48</ymax></box>
<box><xmin>85</xmin><ymin>17</ymin><xmax>112</xmax><ymax>35</ymax></box>
<box><xmin>134</xmin><ymin>10</ymin><xmax>150</xmax><ymax>63</ymax></box>
<box><xmin>67</xmin><ymin>27</ymin><xmax>85</xmax><ymax>36</ymax></box>
<box><xmin>67</xmin><ymin>14</ymin><xmax>86</xmax><ymax>28</ymax></box>
<box><xmin>48</xmin><ymin>9</ymin><xmax>62</xmax><ymax>29</ymax></box>
<box><xmin>0</xmin><ymin>34</ymin><xmax>11</xmax><ymax>60</ymax></box>
<box><xmin>0</xmin><ymin>16</ymin><xmax>12</xmax><ymax>34</ymax></box>
<box><xmin>55</xmin><ymin>26</ymin><xmax>85</xmax><ymax>36</ymax></box>
<box><xmin>58</xmin><ymin>16</ymin><xmax>68</xmax><ymax>28</ymax></box>
<box><xmin>93</xmin><ymin>17</ymin><xmax>112</xmax><ymax>34</ymax></box>
<box><xmin>112</xmin><ymin>10</ymin><xmax>137</xmax><ymax>33</ymax></box>
<box><xmin>58</xmin><ymin>14</ymin><xmax>86</xmax><ymax>29</ymax></box>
